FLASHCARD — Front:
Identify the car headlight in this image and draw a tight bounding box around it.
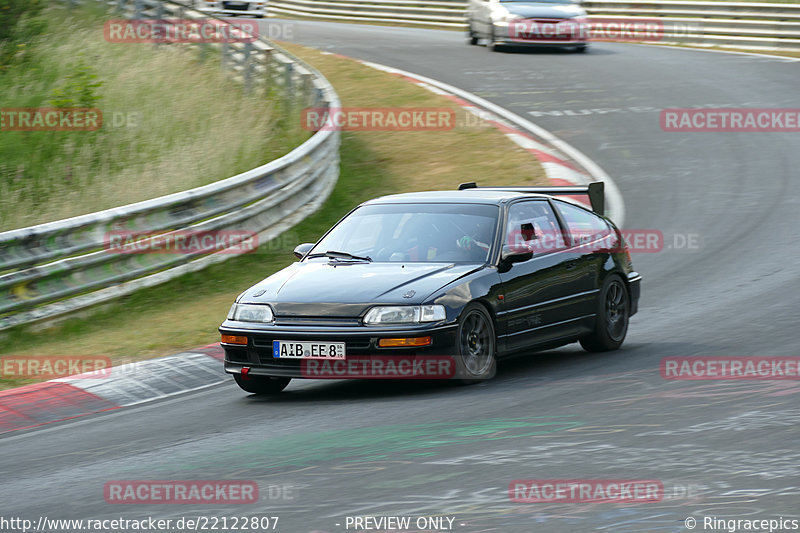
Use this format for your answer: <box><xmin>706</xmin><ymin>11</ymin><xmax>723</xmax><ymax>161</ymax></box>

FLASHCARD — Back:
<box><xmin>494</xmin><ymin>11</ymin><xmax>522</xmax><ymax>23</ymax></box>
<box><xmin>227</xmin><ymin>303</ymin><xmax>274</xmax><ymax>323</ymax></box>
<box><xmin>364</xmin><ymin>305</ymin><xmax>446</xmax><ymax>325</ymax></box>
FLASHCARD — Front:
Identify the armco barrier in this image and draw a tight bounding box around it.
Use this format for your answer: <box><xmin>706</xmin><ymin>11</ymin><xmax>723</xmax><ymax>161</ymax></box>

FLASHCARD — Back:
<box><xmin>0</xmin><ymin>0</ymin><xmax>341</xmax><ymax>331</ymax></box>
<box><xmin>268</xmin><ymin>0</ymin><xmax>800</xmax><ymax>52</ymax></box>
<box><xmin>269</xmin><ymin>0</ymin><xmax>468</xmax><ymax>27</ymax></box>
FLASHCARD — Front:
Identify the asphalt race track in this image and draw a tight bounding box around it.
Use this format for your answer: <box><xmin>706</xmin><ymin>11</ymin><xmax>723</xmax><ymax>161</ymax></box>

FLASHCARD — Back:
<box><xmin>1</xmin><ymin>21</ymin><xmax>799</xmax><ymax>533</ymax></box>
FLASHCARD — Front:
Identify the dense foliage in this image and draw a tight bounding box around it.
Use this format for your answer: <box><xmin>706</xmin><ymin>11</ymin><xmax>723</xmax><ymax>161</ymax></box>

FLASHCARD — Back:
<box><xmin>0</xmin><ymin>0</ymin><xmax>47</xmax><ymax>71</ymax></box>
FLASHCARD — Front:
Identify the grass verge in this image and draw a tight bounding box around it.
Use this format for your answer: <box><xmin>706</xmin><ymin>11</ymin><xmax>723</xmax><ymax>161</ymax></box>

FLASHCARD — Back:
<box><xmin>0</xmin><ymin>42</ymin><xmax>547</xmax><ymax>390</ymax></box>
<box><xmin>0</xmin><ymin>3</ymin><xmax>307</xmax><ymax>231</ymax></box>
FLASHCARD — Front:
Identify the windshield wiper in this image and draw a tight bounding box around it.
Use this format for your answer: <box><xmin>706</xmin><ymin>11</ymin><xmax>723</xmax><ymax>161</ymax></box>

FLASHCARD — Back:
<box><xmin>307</xmin><ymin>250</ymin><xmax>373</xmax><ymax>262</ymax></box>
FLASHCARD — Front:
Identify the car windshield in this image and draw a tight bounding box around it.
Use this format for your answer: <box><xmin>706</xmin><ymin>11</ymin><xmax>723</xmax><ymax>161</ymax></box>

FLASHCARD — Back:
<box><xmin>309</xmin><ymin>203</ymin><xmax>499</xmax><ymax>263</ymax></box>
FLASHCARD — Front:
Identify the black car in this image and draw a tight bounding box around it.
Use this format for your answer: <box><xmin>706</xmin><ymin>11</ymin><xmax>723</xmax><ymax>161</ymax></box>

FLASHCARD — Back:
<box><xmin>219</xmin><ymin>183</ymin><xmax>641</xmax><ymax>394</ymax></box>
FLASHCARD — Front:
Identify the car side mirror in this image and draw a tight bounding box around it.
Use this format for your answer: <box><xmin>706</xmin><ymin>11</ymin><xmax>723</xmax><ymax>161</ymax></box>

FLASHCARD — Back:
<box><xmin>293</xmin><ymin>243</ymin><xmax>314</xmax><ymax>259</ymax></box>
<box><xmin>499</xmin><ymin>245</ymin><xmax>533</xmax><ymax>271</ymax></box>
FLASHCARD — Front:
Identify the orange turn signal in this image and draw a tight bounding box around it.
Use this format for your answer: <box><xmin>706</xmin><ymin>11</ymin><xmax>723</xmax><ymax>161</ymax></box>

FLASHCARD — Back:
<box><xmin>378</xmin><ymin>336</ymin><xmax>432</xmax><ymax>348</ymax></box>
<box><xmin>221</xmin><ymin>334</ymin><xmax>248</xmax><ymax>345</ymax></box>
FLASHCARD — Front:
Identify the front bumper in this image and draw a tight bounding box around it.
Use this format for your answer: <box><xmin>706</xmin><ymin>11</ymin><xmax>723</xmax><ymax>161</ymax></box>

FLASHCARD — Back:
<box><xmin>198</xmin><ymin>1</ymin><xmax>266</xmax><ymax>17</ymax></box>
<box><xmin>220</xmin><ymin>322</ymin><xmax>459</xmax><ymax>379</ymax></box>
<box><xmin>494</xmin><ymin>21</ymin><xmax>588</xmax><ymax>46</ymax></box>
<box><xmin>627</xmin><ymin>272</ymin><xmax>642</xmax><ymax>316</ymax></box>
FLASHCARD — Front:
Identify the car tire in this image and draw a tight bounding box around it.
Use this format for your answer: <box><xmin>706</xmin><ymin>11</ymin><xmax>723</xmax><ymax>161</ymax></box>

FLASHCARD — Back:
<box><xmin>233</xmin><ymin>374</ymin><xmax>291</xmax><ymax>394</ymax></box>
<box><xmin>488</xmin><ymin>28</ymin><xmax>501</xmax><ymax>52</ymax></box>
<box><xmin>580</xmin><ymin>274</ymin><xmax>629</xmax><ymax>352</ymax></box>
<box><xmin>467</xmin><ymin>23</ymin><xmax>479</xmax><ymax>45</ymax></box>
<box><xmin>574</xmin><ymin>44</ymin><xmax>588</xmax><ymax>53</ymax></box>
<box><xmin>455</xmin><ymin>303</ymin><xmax>497</xmax><ymax>383</ymax></box>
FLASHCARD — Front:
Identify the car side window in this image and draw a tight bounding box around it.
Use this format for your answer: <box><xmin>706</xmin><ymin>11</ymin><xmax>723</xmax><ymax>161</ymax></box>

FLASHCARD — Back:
<box><xmin>554</xmin><ymin>200</ymin><xmax>613</xmax><ymax>247</ymax></box>
<box><xmin>504</xmin><ymin>201</ymin><xmax>566</xmax><ymax>255</ymax></box>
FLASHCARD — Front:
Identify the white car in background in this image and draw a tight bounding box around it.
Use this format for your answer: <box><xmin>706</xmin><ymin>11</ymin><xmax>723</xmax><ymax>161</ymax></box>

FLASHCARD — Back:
<box><xmin>467</xmin><ymin>0</ymin><xmax>589</xmax><ymax>52</ymax></box>
<box><xmin>193</xmin><ymin>0</ymin><xmax>267</xmax><ymax>18</ymax></box>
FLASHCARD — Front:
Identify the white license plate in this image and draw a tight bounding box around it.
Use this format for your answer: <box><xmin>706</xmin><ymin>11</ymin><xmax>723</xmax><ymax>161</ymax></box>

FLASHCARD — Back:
<box><xmin>273</xmin><ymin>341</ymin><xmax>346</xmax><ymax>359</ymax></box>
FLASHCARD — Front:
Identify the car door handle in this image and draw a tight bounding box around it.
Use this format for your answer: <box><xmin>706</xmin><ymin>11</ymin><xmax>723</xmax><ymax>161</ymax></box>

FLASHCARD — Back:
<box><xmin>565</xmin><ymin>260</ymin><xmax>578</xmax><ymax>270</ymax></box>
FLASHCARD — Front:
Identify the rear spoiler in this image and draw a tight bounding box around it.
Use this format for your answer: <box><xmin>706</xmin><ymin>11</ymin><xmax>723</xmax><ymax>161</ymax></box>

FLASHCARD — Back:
<box><xmin>458</xmin><ymin>182</ymin><xmax>605</xmax><ymax>216</ymax></box>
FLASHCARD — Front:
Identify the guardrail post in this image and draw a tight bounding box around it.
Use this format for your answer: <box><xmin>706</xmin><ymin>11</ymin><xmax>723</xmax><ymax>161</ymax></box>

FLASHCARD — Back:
<box><xmin>153</xmin><ymin>1</ymin><xmax>165</xmax><ymax>47</ymax></box>
<box><xmin>198</xmin><ymin>41</ymin><xmax>209</xmax><ymax>63</ymax></box>
<box><xmin>243</xmin><ymin>42</ymin><xmax>253</xmax><ymax>94</ymax></box>
<box><xmin>313</xmin><ymin>87</ymin><xmax>324</xmax><ymax>109</ymax></box>
<box><xmin>300</xmin><ymin>73</ymin><xmax>312</xmax><ymax>106</ymax></box>
<box><xmin>262</xmin><ymin>49</ymin><xmax>272</xmax><ymax>88</ymax></box>
<box><xmin>221</xmin><ymin>41</ymin><xmax>229</xmax><ymax>72</ymax></box>
<box><xmin>285</xmin><ymin>62</ymin><xmax>294</xmax><ymax>108</ymax></box>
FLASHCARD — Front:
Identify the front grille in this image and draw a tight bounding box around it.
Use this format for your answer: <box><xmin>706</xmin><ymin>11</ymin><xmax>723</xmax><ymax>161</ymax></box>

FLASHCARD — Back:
<box><xmin>522</xmin><ymin>19</ymin><xmax>575</xmax><ymax>41</ymax></box>
<box><xmin>227</xmin><ymin>349</ymin><xmax>249</xmax><ymax>363</ymax></box>
<box><xmin>222</xmin><ymin>1</ymin><xmax>250</xmax><ymax>11</ymax></box>
<box><xmin>526</xmin><ymin>18</ymin><xmax>569</xmax><ymax>23</ymax></box>
<box><xmin>273</xmin><ymin>317</ymin><xmax>362</xmax><ymax>327</ymax></box>
<box><xmin>255</xmin><ymin>357</ymin><xmax>303</xmax><ymax>370</ymax></box>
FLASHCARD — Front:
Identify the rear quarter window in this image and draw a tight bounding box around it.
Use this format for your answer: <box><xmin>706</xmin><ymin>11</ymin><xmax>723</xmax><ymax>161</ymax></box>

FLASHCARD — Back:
<box><xmin>554</xmin><ymin>200</ymin><xmax>613</xmax><ymax>247</ymax></box>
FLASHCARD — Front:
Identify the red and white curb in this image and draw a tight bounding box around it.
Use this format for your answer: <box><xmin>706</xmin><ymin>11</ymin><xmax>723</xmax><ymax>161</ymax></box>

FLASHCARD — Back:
<box><xmin>0</xmin><ymin>344</ymin><xmax>225</xmax><ymax>435</ymax></box>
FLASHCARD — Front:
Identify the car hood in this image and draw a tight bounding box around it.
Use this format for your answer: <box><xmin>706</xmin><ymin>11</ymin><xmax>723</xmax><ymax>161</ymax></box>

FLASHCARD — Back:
<box><xmin>240</xmin><ymin>261</ymin><xmax>482</xmax><ymax>317</ymax></box>
<box><xmin>502</xmin><ymin>3</ymin><xmax>585</xmax><ymax>19</ymax></box>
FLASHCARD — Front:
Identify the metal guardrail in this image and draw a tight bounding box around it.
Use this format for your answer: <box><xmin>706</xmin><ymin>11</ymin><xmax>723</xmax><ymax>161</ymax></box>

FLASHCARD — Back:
<box><xmin>583</xmin><ymin>0</ymin><xmax>800</xmax><ymax>50</ymax></box>
<box><xmin>268</xmin><ymin>0</ymin><xmax>800</xmax><ymax>51</ymax></box>
<box><xmin>0</xmin><ymin>0</ymin><xmax>341</xmax><ymax>331</ymax></box>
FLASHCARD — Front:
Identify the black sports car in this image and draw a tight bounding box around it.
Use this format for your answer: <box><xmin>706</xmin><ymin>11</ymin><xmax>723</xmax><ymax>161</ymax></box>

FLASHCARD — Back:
<box><xmin>219</xmin><ymin>183</ymin><xmax>641</xmax><ymax>394</ymax></box>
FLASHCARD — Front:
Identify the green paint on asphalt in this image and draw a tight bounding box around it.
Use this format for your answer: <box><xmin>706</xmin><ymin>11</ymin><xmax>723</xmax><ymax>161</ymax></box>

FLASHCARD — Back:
<box><xmin>195</xmin><ymin>416</ymin><xmax>583</xmax><ymax>471</ymax></box>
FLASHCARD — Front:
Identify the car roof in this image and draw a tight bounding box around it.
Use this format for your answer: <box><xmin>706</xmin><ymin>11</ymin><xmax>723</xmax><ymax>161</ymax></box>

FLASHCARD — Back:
<box><xmin>363</xmin><ymin>190</ymin><xmax>555</xmax><ymax>205</ymax></box>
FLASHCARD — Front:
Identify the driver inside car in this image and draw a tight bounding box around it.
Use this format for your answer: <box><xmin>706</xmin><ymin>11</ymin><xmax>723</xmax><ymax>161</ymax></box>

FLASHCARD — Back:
<box><xmin>454</xmin><ymin>220</ymin><xmax>493</xmax><ymax>261</ymax></box>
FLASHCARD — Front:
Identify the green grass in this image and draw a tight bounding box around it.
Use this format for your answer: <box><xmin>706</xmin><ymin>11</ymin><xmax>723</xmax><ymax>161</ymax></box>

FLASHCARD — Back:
<box><xmin>0</xmin><ymin>43</ymin><xmax>548</xmax><ymax>390</ymax></box>
<box><xmin>0</xmin><ymin>3</ymin><xmax>308</xmax><ymax>231</ymax></box>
